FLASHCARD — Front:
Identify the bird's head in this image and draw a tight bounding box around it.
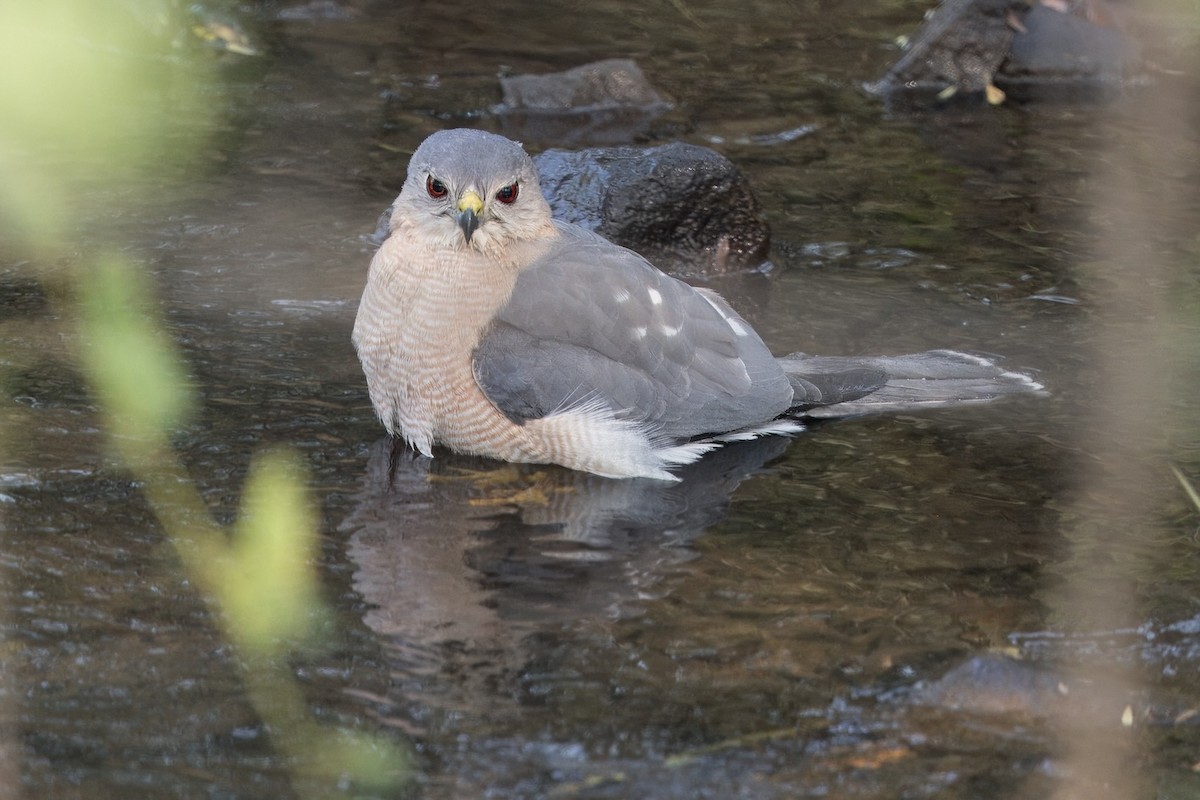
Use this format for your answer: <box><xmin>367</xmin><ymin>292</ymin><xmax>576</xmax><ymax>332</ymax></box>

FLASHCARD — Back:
<box><xmin>395</xmin><ymin>129</ymin><xmax>552</xmax><ymax>253</ymax></box>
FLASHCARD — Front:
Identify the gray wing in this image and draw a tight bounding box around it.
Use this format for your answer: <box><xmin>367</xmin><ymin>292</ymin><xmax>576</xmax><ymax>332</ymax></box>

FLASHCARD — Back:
<box><xmin>473</xmin><ymin>222</ymin><xmax>793</xmax><ymax>440</ymax></box>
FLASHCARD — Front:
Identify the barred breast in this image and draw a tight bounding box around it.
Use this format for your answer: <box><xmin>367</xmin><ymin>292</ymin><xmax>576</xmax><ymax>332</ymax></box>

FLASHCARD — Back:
<box><xmin>352</xmin><ymin>224</ymin><xmax>553</xmax><ymax>465</ymax></box>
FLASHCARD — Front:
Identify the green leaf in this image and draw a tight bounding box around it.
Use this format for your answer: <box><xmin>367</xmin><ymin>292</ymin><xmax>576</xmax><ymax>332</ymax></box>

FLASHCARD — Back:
<box><xmin>77</xmin><ymin>257</ymin><xmax>192</xmax><ymax>446</ymax></box>
<box><xmin>221</xmin><ymin>450</ymin><xmax>324</xmax><ymax>654</ymax></box>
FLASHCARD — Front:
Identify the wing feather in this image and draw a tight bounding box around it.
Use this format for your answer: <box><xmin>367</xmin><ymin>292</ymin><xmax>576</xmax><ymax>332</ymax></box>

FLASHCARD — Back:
<box><xmin>473</xmin><ymin>222</ymin><xmax>792</xmax><ymax>440</ymax></box>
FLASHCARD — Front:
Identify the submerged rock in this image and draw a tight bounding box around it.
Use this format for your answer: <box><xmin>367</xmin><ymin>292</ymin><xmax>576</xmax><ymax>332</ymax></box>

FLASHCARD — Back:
<box><xmin>1003</xmin><ymin>3</ymin><xmax>1141</xmax><ymax>83</ymax></box>
<box><xmin>911</xmin><ymin>654</ymin><xmax>1072</xmax><ymax>716</ymax></box>
<box><xmin>498</xmin><ymin>58</ymin><xmax>669</xmax><ymax>113</ymax></box>
<box><xmin>493</xmin><ymin>59</ymin><xmax>673</xmax><ymax>146</ymax></box>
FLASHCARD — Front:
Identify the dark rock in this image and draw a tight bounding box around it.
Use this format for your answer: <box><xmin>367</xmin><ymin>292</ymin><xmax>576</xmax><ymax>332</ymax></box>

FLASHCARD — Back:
<box><xmin>498</xmin><ymin>58</ymin><xmax>668</xmax><ymax>112</ymax></box>
<box><xmin>911</xmin><ymin>654</ymin><xmax>1071</xmax><ymax>716</ymax></box>
<box><xmin>1002</xmin><ymin>3</ymin><xmax>1141</xmax><ymax>81</ymax></box>
<box><xmin>493</xmin><ymin>59</ymin><xmax>673</xmax><ymax>147</ymax></box>
<box><xmin>533</xmin><ymin>142</ymin><xmax>772</xmax><ymax>276</ymax></box>
<box><xmin>907</xmin><ymin>651</ymin><xmax>1152</xmax><ymax>740</ymax></box>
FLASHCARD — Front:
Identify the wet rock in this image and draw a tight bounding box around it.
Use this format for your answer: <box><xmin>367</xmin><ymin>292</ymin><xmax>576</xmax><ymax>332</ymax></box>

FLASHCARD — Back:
<box><xmin>493</xmin><ymin>59</ymin><xmax>673</xmax><ymax>146</ymax></box>
<box><xmin>909</xmin><ymin>650</ymin><xmax>1155</xmax><ymax>735</ymax></box>
<box><xmin>498</xmin><ymin>58</ymin><xmax>668</xmax><ymax>113</ymax></box>
<box><xmin>1002</xmin><ymin>3</ymin><xmax>1141</xmax><ymax>82</ymax></box>
<box><xmin>911</xmin><ymin>654</ymin><xmax>1072</xmax><ymax>716</ymax></box>
<box><xmin>533</xmin><ymin>143</ymin><xmax>772</xmax><ymax>275</ymax></box>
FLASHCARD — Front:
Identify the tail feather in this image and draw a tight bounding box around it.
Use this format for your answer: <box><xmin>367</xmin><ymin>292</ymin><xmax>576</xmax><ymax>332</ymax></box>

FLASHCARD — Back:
<box><xmin>777</xmin><ymin>349</ymin><xmax>1045</xmax><ymax>419</ymax></box>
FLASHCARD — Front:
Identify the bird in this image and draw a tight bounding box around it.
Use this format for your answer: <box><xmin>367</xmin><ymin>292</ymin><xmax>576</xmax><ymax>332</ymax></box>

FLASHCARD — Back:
<box><xmin>352</xmin><ymin>128</ymin><xmax>1042</xmax><ymax>482</ymax></box>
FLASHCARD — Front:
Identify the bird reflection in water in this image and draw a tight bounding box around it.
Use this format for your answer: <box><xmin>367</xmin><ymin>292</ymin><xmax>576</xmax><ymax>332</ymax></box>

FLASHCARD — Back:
<box><xmin>339</xmin><ymin>434</ymin><xmax>790</xmax><ymax>727</ymax></box>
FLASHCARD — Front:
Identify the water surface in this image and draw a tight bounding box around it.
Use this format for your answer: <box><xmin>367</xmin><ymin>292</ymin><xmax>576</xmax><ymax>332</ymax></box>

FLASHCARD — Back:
<box><xmin>4</xmin><ymin>1</ymin><xmax>1200</xmax><ymax>798</ymax></box>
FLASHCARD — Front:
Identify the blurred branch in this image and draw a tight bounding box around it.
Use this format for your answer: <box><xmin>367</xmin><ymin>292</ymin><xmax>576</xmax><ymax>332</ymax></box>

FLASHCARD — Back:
<box><xmin>0</xmin><ymin>1</ymin><xmax>412</xmax><ymax>795</ymax></box>
<box><xmin>75</xmin><ymin>258</ymin><xmax>413</xmax><ymax>794</ymax></box>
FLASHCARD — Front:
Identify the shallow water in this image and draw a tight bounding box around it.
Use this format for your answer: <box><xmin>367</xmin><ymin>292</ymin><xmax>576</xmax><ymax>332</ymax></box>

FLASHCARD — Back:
<box><xmin>4</xmin><ymin>1</ymin><xmax>1200</xmax><ymax>798</ymax></box>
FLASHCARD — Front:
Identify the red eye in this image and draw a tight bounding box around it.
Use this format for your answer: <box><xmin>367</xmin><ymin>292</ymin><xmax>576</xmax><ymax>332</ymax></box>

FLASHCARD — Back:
<box><xmin>495</xmin><ymin>182</ymin><xmax>519</xmax><ymax>205</ymax></box>
<box><xmin>426</xmin><ymin>176</ymin><xmax>447</xmax><ymax>198</ymax></box>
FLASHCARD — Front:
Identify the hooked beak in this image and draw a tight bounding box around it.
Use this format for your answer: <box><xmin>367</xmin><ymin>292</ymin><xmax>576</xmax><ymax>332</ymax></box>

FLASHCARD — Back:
<box><xmin>456</xmin><ymin>190</ymin><xmax>483</xmax><ymax>244</ymax></box>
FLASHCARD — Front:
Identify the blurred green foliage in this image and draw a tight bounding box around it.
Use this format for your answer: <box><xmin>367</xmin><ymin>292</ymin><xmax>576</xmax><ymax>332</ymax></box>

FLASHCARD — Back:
<box><xmin>0</xmin><ymin>0</ymin><xmax>412</xmax><ymax>794</ymax></box>
<box><xmin>1</xmin><ymin>3</ymin><xmax>189</xmax><ymax>245</ymax></box>
<box><xmin>79</xmin><ymin>258</ymin><xmax>195</xmax><ymax>444</ymax></box>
